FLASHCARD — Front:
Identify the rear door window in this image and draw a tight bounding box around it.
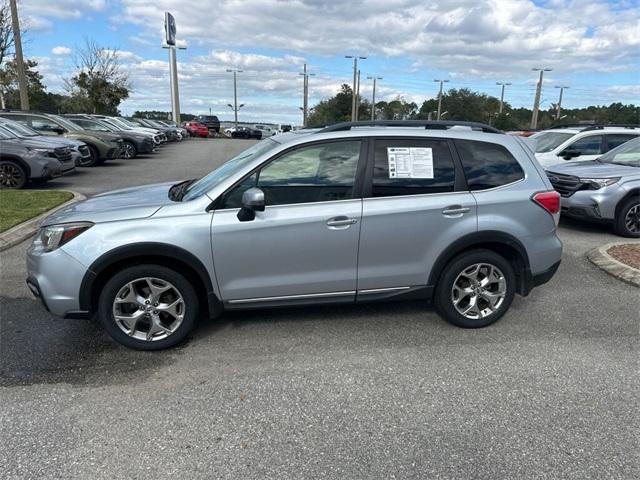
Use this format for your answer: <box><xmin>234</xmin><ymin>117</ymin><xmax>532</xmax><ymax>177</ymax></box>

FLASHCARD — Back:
<box><xmin>605</xmin><ymin>134</ymin><xmax>637</xmax><ymax>152</ymax></box>
<box><xmin>370</xmin><ymin>139</ymin><xmax>455</xmax><ymax>197</ymax></box>
<box><xmin>454</xmin><ymin>140</ymin><xmax>525</xmax><ymax>190</ymax></box>
<box><xmin>566</xmin><ymin>135</ymin><xmax>605</xmax><ymax>155</ymax></box>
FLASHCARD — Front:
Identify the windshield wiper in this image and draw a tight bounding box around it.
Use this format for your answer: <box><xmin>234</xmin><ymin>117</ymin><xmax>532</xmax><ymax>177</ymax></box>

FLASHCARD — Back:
<box><xmin>168</xmin><ymin>179</ymin><xmax>196</xmax><ymax>201</ymax></box>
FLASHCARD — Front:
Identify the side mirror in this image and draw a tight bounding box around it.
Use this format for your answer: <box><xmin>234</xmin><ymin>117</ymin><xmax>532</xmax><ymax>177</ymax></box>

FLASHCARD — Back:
<box><xmin>237</xmin><ymin>187</ymin><xmax>265</xmax><ymax>222</ymax></box>
<box><xmin>561</xmin><ymin>149</ymin><xmax>581</xmax><ymax>160</ymax></box>
<box><xmin>52</xmin><ymin>127</ymin><xmax>66</xmax><ymax>135</ymax></box>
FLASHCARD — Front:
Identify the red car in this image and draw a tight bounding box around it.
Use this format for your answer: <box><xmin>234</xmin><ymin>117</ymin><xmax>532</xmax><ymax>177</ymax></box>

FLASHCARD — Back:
<box><xmin>183</xmin><ymin>122</ymin><xmax>209</xmax><ymax>138</ymax></box>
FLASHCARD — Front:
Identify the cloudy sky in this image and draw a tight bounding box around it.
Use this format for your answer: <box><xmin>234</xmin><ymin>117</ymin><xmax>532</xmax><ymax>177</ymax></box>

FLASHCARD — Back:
<box><xmin>18</xmin><ymin>0</ymin><xmax>640</xmax><ymax>124</ymax></box>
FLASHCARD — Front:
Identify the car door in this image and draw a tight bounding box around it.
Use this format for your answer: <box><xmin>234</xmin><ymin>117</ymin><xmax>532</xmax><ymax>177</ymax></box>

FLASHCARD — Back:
<box><xmin>356</xmin><ymin>137</ymin><xmax>477</xmax><ymax>295</ymax></box>
<box><xmin>211</xmin><ymin>139</ymin><xmax>366</xmax><ymax>305</ymax></box>
<box><xmin>561</xmin><ymin>134</ymin><xmax>605</xmax><ymax>162</ymax></box>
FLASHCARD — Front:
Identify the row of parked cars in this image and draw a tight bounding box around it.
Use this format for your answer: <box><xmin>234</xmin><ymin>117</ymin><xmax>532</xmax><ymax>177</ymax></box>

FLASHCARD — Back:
<box><xmin>527</xmin><ymin>124</ymin><xmax>639</xmax><ymax>237</ymax></box>
<box><xmin>0</xmin><ymin>111</ymin><xmax>189</xmax><ymax>189</ymax></box>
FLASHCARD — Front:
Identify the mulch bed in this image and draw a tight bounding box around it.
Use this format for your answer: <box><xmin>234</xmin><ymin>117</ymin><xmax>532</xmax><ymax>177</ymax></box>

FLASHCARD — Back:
<box><xmin>607</xmin><ymin>244</ymin><xmax>640</xmax><ymax>270</ymax></box>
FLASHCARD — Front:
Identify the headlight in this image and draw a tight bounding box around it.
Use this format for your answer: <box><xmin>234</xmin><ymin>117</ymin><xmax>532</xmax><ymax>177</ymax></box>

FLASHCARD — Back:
<box><xmin>580</xmin><ymin>177</ymin><xmax>620</xmax><ymax>190</ymax></box>
<box><xmin>27</xmin><ymin>147</ymin><xmax>53</xmax><ymax>156</ymax></box>
<box><xmin>37</xmin><ymin>222</ymin><xmax>93</xmax><ymax>252</ymax></box>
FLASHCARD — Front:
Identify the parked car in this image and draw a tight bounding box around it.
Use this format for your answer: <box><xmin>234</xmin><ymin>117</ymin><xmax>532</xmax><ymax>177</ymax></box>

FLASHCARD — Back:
<box><xmin>0</xmin><ymin>117</ymin><xmax>91</xmax><ymax>167</ymax></box>
<box><xmin>531</xmin><ymin>125</ymin><xmax>639</xmax><ymax>168</ymax></box>
<box><xmin>194</xmin><ymin>115</ymin><xmax>220</xmax><ymax>133</ymax></box>
<box><xmin>0</xmin><ymin>127</ymin><xmax>72</xmax><ymax>189</ymax></box>
<box><xmin>231</xmin><ymin>126</ymin><xmax>262</xmax><ymax>139</ymax></box>
<box><xmin>0</xmin><ymin>111</ymin><xmax>122</xmax><ymax>166</ymax></box>
<box><xmin>184</xmin><ymin>121</ymin><xmax>209</xmax><ymax>138</ymax></box>
<box><xmin>64</xmin><ymin>115</ymin><xmax>155</xmax><ymax>159</ymax></box>
<box><xmin>26</xmin><ymin>120</ymin><xmax>562</xmax><ymax>350</ymax></box>
<box><xmin>547</xmin><ymin>137</ymin><xmax>640</xmax><ymax>237</ymax></box>
<box><xmin>254</xmin><ymin>124</ymin><xmax>277</xmax><ymax>137</ymax></box>
<box><xmin>130</xmin><ymin>118</ymin><xmax>181</xmax><ymax>142</ymax></box>
<box><xmin>158</xmin><ymin>120</ymin><xmax>188</xmax><ymax>139</ymax></box>
<box><xmin>97</xmin><ymin>116</ymin><xmax>167</xmax><ymax>146</ymax></box>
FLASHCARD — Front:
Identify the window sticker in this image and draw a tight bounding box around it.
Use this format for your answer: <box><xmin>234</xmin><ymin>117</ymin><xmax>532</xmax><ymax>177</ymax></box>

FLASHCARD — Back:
<box><xmin>387</xmin><ymin>147</ymin><xmax>434</xmax><ymax>179</ymax></box>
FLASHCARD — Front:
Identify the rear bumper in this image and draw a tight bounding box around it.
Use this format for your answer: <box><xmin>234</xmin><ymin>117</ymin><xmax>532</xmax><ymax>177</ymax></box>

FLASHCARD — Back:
<box><xmin>521</xmin><ymin>260</ymin><xmax>561</xmax><ymax>296</ymax></box>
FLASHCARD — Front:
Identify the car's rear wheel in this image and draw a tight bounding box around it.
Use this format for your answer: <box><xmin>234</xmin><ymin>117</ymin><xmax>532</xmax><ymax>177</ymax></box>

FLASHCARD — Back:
<box><xmin>614</xmin><ymin>197</ymin><xmax>640</xmax><ymax>238</ymax></box>
<box><xmin>0</xmin><ymin>160</ymin><xmax>28</xmax><ymax>189</ymax></box>
<box><xmin>98</xmin><ymin>265</ymin><xmax>198</xmax><ymax>350</ymax></box>
<box><xmin>435</xmin><ymin>249</ymin><xmax>515</xmax><ymax>328</ymax></box>
<box><xmin>121</xmin><ymin>141</ymin><xmax>137</xmax><ymax>159</ymax></box>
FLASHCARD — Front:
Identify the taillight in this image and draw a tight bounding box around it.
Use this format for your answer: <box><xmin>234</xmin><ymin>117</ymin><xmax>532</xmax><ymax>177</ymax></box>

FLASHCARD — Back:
<box><xmin>532</xmin><ymin>191</ymin><xmax>560</xmax><ymax>215</ymax></box>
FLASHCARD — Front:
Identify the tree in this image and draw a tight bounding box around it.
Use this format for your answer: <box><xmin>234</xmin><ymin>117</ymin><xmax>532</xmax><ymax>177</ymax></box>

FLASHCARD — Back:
<box><xmin>375</xmin><ymin>96</ymin><xmax>417</xmax><ymax>120</ymax></box>
<box><xmin>66</xmin><ymin>38</ymin><xmax>130</xmax><ymax>115</ymax></box>
<box><xmin>0</xmin><ymin>57</ymin><xmax>46</xmax><ymax>108</ymax></box>
<box><xmin>307</xmin><ymin>84</ymin><xmax>354</xmax><ymax>126</ymax></box>
<box><xmin>0</xmin><ymin>1</ymin><xmax>14</xmax><ymax>67</ymax></box>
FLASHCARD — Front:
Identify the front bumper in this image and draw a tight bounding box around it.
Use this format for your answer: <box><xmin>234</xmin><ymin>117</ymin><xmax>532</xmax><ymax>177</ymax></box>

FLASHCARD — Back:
<box><xmin>26</xmin><ymin>242</ymin><xmax>88</xmax><ymax>317</ymax></box>
<box><xmin>139</xmin><ymin>139</ymin><xmax>155</xmax><ymax>153</ymax></box>
<box><xmin>560</xmin><ymin>185</ymin><xmax>623</xmax><ymax>221</ymax></box>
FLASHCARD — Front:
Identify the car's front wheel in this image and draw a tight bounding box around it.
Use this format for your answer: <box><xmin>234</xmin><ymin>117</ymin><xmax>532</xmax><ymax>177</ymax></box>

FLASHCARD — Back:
<box><xmin>0</xmin><ymin>160</ymin><xmax>28</xmax><ymax>189</ymax></box>
<box><xmin>435</xmin><ymin>249</ymin><xmax>515</xmax><ymax>328</ymax></box>
<box><xmin>98</xmin><ymin>265</ymin><xmax>198</xmax><ymax>350</ymax></box>
<box><xmin>121</xmin><ymin>141</ymin><xmax>138</xmax><ymax>159</ymax></box>
<box><xmin>614</xmin><ymin>197</ymin><xmax>640</xmax><ymax>238</ymax></box>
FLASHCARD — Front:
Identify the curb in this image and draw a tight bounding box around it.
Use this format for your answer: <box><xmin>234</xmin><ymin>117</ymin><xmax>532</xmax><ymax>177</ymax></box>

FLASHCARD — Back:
<box><xmin>0</xmin><ymin>190</ymin><xmax>86</xmax><ymax>252</ymax></box>
<box><xmin>587</xmin><ymin>242</ymin><xmax>640</xmax><ymax>288</ymax></box>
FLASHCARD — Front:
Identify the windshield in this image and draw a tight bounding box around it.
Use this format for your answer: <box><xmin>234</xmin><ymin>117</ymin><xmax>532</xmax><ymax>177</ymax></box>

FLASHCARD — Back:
<box><xmin>0</xmin><ymin>120</ymin><xmax>38</xmax><ymax>137</ymax></box>
<box><xmin>115</xmin><ymin>118</ymin><xmax>138</xmax><ymax>129</ymax></box>
<box><xmin>533</xmin><ymin>132</ymin><xmax>575</xmax><ymax>153</ymax></box>
<box><xmin>0</xmin><ymin>126</ymin><xmax>18</xmax><ymax>138</ymax></box>
<box><xmin>182</xmin><ymin>139</ymin><xmax>279</xmax><ymax>201</ymax></box>
<box><xmin>597</xmin><ymin>138</ymin><xmax>640</xmax><ymax>167</ymax></box>
<box><xmin>51</xmin><ymin>115</ymin><xmax>82</xmax><ymax>132</ymax></box>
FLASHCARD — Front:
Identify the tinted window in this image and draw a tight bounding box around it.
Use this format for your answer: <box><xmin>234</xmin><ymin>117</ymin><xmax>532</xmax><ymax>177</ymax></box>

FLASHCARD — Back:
<box><xmin>606</xmin><ymin>134</ymin><xmax>637</xmax><ymax>151</ymax></box>
<box><xmin>455</xmin><ymin>140</ymin><xmax>524</xmax><ymax>191</ymax></box>
<box><xmin>567</xmin><ymin>135</ymin><xmax>604</xmax><ymax>155</ymax></box>
<box><xmin>28</xmin><ymin>115</ymin><xmax>62</xmax><ymax>132</ymax></box>
<box><xmin>371</xmin><ymin>139</ymin><xmax>455</xmax><ymax>197</ymax></box>
<box><xmin>533</xmin><ymin>132</ymin><xmax>574</xmax><ymax>153</ymax></box>
<box><xmin>222</xmin><ymin>141</ymin><xmax>361</xmax><ymax>207</ymax></box>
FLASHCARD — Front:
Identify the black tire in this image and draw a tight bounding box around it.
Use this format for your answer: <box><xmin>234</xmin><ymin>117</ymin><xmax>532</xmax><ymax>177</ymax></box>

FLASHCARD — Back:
<box><xmin>0</xmin><ymin>160</ymin><xmax>28</xmax><ymax>189</ymax></box>
<box><xmin>82</xmin><ymin>145</ymin><xmax>101</xmax><ymax>167</ymax></box>
<box><xmin>614</xmin><ymin>196</ymin><xmax>640</xmax><ymax>238</ymax></box>
<box><xmin>434</xmin><ymin>249</ymin><xmax>516</xmax><ymax>329</ymax></box>
<box><xmin>98</xmin><ymin>264</ymin><xmax>199</xmax><ymax>350</ymax></box>
<box><xmin>121</xmin><ymin>141</ymin><xmax>138</xmax><ymax>159</ymax></box>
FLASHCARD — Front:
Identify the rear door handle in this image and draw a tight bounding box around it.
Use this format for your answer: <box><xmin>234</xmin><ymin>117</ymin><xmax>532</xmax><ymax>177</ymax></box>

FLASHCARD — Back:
<box><xmin>442</xmin><ymin>206</ymin><xmax>471</xmax><ymax>216</ymax></box>
<box><xmin>326</xmin><ymin>216</ymin><xmax>357</xmax><ymax>228</ymax></box>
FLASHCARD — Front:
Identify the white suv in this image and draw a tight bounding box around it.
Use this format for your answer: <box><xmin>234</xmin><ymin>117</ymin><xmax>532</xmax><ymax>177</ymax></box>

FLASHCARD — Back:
<box><xmin>531</xmin><ymin>125</ymin><xmax>639</xmax><ymax>168</ymax></box>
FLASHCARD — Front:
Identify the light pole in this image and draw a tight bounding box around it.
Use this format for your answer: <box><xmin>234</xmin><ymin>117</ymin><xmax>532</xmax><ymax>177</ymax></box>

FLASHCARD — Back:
<box><xmin>226</xmin><ymin>69</ymin><xmax>243</xmax><ymax>128</ymax></box>
<box><xmin>299</xmin><ymin>64</ymin><xmax>315</xmax><ymax>127</ymax></box>
<box><xmin>554</xmin><ymin>85</ymin><xmax>569</xmax><ymax>120</ymax></box>
<box><xmin>433</xmin><ymin>79</ymin><xmax>449</xmax><ymax>120</ymax></box>
<box><xmin>531</xmin><ymin>67</ymin><xmax>552</xmax><ymax>129</ymax></box>
<box><xmin>367</xmin><ymin>76</ymin><xmax>382</xmax><ymax>120</ymax></box>
<box><xmin>9</xmin><ymin>0</ymin><xmax>28</xmax><ymax>109</ymax></box>
<box><xmin>496</xmin><ymin>82</ymin><xmax>511</xmax><ymax>114</ymax></box>
<box><xmin>345</xmin><ymin>55</ymin><xmax>366</xmax><ymax>121</ymax></box>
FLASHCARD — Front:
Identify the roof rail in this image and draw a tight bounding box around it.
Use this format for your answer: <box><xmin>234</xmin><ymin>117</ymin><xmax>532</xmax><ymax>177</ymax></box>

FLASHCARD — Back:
<box><xmin>315</xmin><ymin>120</ymin><xmax>503</xmax><ymax>134</ymax></box>
<box><xmin>547</xmin><ymin>123</ymin><xmax>639</xmax><ymax>131</ymax></box>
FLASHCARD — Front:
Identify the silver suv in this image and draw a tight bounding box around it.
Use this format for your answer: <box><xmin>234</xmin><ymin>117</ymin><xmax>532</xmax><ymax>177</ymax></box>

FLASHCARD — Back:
<box><xmin>27</xmin><ymin>121</ymin><xmax>563</xmax><ymax>350</ymax></box>
<box><xmin>546</xmin><ymin>137</ymin><xmax>640</xmax><ymax>237</ymax></box>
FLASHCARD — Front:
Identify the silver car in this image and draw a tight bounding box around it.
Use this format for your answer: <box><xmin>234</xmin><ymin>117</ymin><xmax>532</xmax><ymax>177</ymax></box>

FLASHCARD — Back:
<box><xmin>27</xmin><ymin>121</ymin><xmax>563</xmax><ymax>350</ymax></box>
<box><xmin>546</xmin><ymin>137</ymin><xmax>640</xmax><ymax>237</ymax></box>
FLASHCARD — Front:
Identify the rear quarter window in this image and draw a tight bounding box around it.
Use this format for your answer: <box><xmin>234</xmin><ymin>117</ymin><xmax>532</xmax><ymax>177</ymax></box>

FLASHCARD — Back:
<box><xmin>455</xmin><ymin>140</ymin><xmax>525</xmax><ymax>191</ymax></box>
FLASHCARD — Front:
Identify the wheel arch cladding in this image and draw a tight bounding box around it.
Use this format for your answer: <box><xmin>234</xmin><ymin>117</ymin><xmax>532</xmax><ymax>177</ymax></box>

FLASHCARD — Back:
<box><xmin>615</xmin><ymin>189</ymin><xmax>640</xmax><ymax>217</ymax></box>
<box><xmin>80</xmin><ymin>242</ymin><xmax>222</xmax><ymax>319</ymax></box>
<box><xmin>0</xmin><ymin>155</ymin><xmax>31</xmax><ymax>176</ymax></box>
<box><xmin>427</xmin><ymin>231</ymin><xmax>532</xmax><ymax>296</ymax></box>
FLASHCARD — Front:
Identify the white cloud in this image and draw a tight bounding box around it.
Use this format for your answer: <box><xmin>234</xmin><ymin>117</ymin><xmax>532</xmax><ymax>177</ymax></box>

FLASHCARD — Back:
<box><xmin>21</xmin><ymin>0</ymin><xmax>106</xmax><ymax>31</ymax></box>
<box><xmin>118</xmin><ymin>0</ymin><xmax>639</xmax><ymax>76</ymax></box>
<box><xmin>51</xmin><ymin>46</ymin><xmax>71</xmax><ymax>56</ymax></box>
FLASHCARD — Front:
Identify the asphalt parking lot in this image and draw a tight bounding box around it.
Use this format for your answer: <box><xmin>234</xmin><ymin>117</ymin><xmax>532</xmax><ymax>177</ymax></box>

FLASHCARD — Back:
<box><xmin>1</xmin><ymin>138</ymin><xmax>638</xmax><ymax>479</ymax></box>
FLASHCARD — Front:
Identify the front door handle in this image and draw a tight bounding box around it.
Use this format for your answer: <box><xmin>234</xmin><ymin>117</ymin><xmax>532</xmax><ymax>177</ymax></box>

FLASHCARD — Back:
<box><xmin>442</xmin><ymin>206</ymin><xmax>471</xmax><ymax>217</ymax></box>
<box><xmin>326</xmin><ymin>216</ymin><xmax>357</xmax><ymax>228</ymax></box>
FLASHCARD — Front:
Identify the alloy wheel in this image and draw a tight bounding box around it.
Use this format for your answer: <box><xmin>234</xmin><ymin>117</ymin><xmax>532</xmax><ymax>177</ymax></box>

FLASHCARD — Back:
<box><xmin>451</xmin><ymin>263</ymin><xmax>507</xmax><ymax>320</ymax></box>
<box><xmin>121</xmin><ymin>143</ymin><xmax>136</xmax><ymax>159</ymax></box>
<box><xmin>112</xmin><ymin>277</ymin><xmax>185</xmax><ymax>342</ymax></box>
<box><xmin>0</xmin><ymin>162</ymin><xmax>26</xmax><ymax>189</ymax></box>
<box><xmin>624</xmin><ymin>204</ymin><xmax>640</xmax><ymax>234</ymax></box>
